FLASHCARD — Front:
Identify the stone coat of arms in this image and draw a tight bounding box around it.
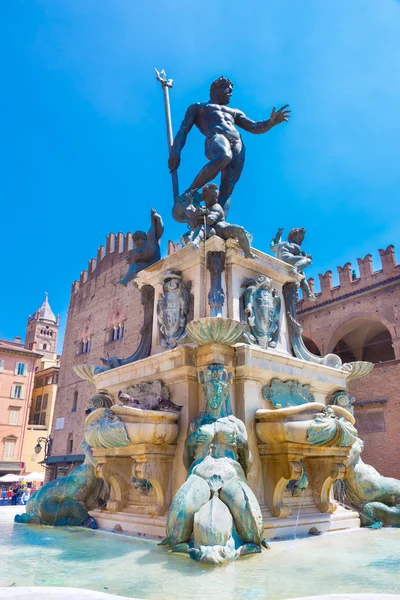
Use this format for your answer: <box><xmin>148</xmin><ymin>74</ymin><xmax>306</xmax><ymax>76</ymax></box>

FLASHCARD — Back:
<box><xmin>241</xmin><ymin>275</ymin><xmax>281</xmax><ymax>349</ymax></box>
<box><xmin>157</xmin><ymin>271</ymin><xmax>191</xmax><ymax>349</ymax></box>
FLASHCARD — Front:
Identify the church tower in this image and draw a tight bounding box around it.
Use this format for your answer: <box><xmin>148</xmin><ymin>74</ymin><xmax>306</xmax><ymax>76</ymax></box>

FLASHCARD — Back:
<box><xmin>25</xmin><ymin>293</ymin><xmax>59</xmax><ymax>358</ymax></box>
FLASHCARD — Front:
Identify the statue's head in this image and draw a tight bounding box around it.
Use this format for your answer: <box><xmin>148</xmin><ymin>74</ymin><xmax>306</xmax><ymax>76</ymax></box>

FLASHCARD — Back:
<box><xmin>202</xmin><ymin>183</ymin><xmax>219</xmax><ymax>207</ymax></box>
<box><xmin>288</xmin><ymin>228</ymin><xmax>306</xmax><ymax>245</ymax></box>
<box><xmin>133</xmin><ymin>230</ymin><xmax>148</xmax><ymax>249</ymax></box>
<box><xmin>210</xmin><ymin>76</ymin><xmax>233</xmax><ymax>105</ymax></box>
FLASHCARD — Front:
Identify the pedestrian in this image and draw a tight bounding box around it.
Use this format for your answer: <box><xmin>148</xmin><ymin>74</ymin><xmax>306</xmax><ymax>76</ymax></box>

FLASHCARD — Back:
<box><xmin>21</xmin><ymin>490</ymin><xmax>30</xmax><ymax>505</ymax></box>
<box><xmin>11</xmin><ymin>486</ymin><xmax>19</xmax><ymax>506</ymax></box>
<box><xmin>7</xmin><ymin>489</ymin><xmax>12</xmax><ymax>503</ymax></box>
<box><xmin>1</xmin><ymin>489</ymin><xmax>6</xmax><ymax>504</ymax></box>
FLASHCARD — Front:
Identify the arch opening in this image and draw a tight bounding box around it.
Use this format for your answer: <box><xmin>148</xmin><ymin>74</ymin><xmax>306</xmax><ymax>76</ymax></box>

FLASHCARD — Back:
<box><xmin>329</xmin><ymin>317</ymin><xmax>395</xmax><ymax>364</ymax></box>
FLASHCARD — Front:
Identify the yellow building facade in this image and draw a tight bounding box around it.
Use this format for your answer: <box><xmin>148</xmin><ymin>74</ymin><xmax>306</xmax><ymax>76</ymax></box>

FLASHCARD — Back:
<box><xmin>21</xmin><ymin>295</ymin><xmax>60</xmax><ymax>476</ymax></box>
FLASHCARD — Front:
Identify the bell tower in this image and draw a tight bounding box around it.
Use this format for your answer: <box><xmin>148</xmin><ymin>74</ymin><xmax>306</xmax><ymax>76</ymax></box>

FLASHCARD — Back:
<box><xmin>25</xmin><ymin>293</ymin><xmax>59</xmax><ymax>358</ymax></box>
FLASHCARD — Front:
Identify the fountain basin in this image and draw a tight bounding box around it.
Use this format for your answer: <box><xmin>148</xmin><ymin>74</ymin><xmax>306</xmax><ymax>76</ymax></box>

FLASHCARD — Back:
<box><xmin>255</xmin><ymin>402</ymin><xmax>355</xmax><ymax>445</ymax></box>
<box><xmin>86</xmin><ymin>406</ymin><xmax>179</xmax><ymax>446</ymax></box>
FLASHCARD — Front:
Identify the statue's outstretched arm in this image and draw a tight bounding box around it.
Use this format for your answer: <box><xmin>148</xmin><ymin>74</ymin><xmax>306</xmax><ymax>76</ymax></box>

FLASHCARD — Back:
<box><xmin>168</xmin><ymin>103</ymin><xmax>200</xmax><ymax>172</ymax></box>
<box><xmin>235</xmin><ymin>105</ymin><xmax>290</xmax><ymax>135</ymax></box>
<box><xmin>150</xmin><ymin>208</ymin><xmax>164</xmax><ymax>241</ymax></box>
<box><xmin>270</xmin><ymin>227</ymin><xmax>284</xmax><ymax>252</ymax></box>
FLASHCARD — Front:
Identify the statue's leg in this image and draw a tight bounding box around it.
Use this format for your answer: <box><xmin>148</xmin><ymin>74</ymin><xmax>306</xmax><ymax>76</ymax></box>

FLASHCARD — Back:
<box><xmin>117</xmin><ymin>265</ymin><xmax>137</xmax><ymax>287</ymax></box>
<box><xmin>186</xmin><ymin>134</ymin><xmax>232</xmax><ymax>193</ymax></box>
<box><xmin>220</xmin><ymin>478</ymin><xmax>264</xmax><ymax>545</ymax></box>
<box><xmin>217</xmin><ymin>223</ymin><xmax>255</xmax><ymax>259</ymax></box>
<box><xmin>219</xmin><ymin>141</ymin><xmax>245</xmax><ymax>217</ymax></box>
<box><xmin>166</xmin><ymin>475</ymin><xmax>210</xmax><ymax>548</ymax></box>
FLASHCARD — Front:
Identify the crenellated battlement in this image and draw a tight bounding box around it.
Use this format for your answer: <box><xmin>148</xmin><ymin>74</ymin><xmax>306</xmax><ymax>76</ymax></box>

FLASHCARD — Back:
<box><xmin>70</xmin><ymin>231</ymin><xmax>133</xmax><ymax>296</ymax></box>
<box><xmin>298</xmin><ymin>245</ymin><xmax>400</xmax><ymax>312</ymax></box>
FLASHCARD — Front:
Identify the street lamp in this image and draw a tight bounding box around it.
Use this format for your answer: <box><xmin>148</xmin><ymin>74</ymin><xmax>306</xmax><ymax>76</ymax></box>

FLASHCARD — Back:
<box><xmin>34</xmin><ymin>436</ymin><xmax>52</xmax><ymax>461</ymax></box>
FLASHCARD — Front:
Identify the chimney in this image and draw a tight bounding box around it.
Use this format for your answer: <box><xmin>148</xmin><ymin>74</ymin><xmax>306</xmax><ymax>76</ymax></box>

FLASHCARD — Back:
<box><xmin>14</xmin><ymin>336</ymin><xmax>22</xmax><ymax>344</ymax></box>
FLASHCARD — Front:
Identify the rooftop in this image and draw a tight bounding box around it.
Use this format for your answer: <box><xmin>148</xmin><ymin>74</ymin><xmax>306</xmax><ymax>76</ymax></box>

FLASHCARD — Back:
<box><xmin>0</xmin><ymin>339</ymin><xmax>42</xmax><ymax>358</ymax></box>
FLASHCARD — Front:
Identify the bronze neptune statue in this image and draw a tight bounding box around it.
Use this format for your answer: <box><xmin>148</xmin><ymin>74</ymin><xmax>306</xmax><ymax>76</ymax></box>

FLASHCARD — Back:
<box><xmin>169</xmin><ymin>76</ymin><xmax>290</xmax><ymax>219</ymax></box>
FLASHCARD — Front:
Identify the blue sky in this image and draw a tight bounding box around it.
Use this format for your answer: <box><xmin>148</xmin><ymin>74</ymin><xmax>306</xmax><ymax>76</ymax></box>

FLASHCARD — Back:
<box><xmin>1</xmin><ymin>0</ymin><xmax>400</xmax><ymax>351</ymax></box>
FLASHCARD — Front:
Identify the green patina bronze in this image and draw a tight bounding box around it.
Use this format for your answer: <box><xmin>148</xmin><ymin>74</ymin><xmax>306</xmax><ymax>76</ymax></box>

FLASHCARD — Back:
<box><xmin>335</xmin><ymin>438</ymin><xmax>400</xmax><ymax>527</ymax></box>
<box><xmin>14</xmin><ymin>442</ymin><xmax>103</xmax><ymax>527</ymax></box>
<box><xmin>14</xmin><ymin>410</ymin><xmax>130</xmax><ymax>527</ymax></box>
<box><xmin>307</xmin><ymin>407</ymin><xmax>358</xmax><ymax>447</ymax></box>
<box><xmin>163</xmin><ymin>364</ymin><xmax>265</xmax><ymax>564</ymax></box>
<box><xmin>263</xmin><ymin>378</ymin><xmax>315</xmax><ymax>408</ymax></box>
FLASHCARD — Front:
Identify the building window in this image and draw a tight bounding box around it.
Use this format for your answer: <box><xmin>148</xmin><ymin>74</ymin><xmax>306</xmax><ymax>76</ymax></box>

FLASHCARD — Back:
<box><xmin>67</xmin><ymin>434</ymin><xmax>74</xmax><ymax>454</ymax></box>
<box><xmin>354</xmin><ymin>407</ymin><xmax>386</xmax><ymax>434</ymax></box>
<box><xmin>16</xmin><ymin>363</ymin><xmax>26</xmax><ymax>376</ymax></box>
<box><xmin>35</xmin><ymin>378</ymin><xmax>43</xmax><ymax>388</ymax></box>
<box><xmin>8</xmin><ymin>408</ymin><xmax>20</xmax><ymax>425</ymax></box>
<box><xmin>0</xmin><ymin>359</ymin><xmax>5</xmax><ymax>373</ymax></box>
<box><xmin>39</xmin><ymin>412</ymin><xmax>46</xmax><ymax>425</ymax></box>
<box><xmin>72</xmin><ymin>391</ymin><xmax>78</xmax><ymax>413</ymax></box>
<box><xmin>42</xmin><ymin>394</ymin><xmax>48</xmax><ymax>410</ymax></box>
<box><xmin>35</xmin><ymin>396</ymin><xmax>42</xmax><ymax>412</ymax></box>
<box><xmin>55</xmin><ymin>417</ymin><xmax>64</xmax><ymax>430</ymax></box>
<box><xmin>3</xmin><ymin>439</ymin><xmax>16</xmax><ymax>460</ymax></box>
<box><xmin>11</xmin><ymin>384</ymin><xmax>23</xmax><ymax>399</ymax></box>
<box><xmin>33</xmin><ymin>414</ymin><xmax>39</xmax><ymax>425</ymax></box>
<box><xmin>53</xmin><ymin>373</ymin><xmax>59</xmax><ymax>384</ymax></box>
<box><xmin>46</xmin><ymin>376</ymin><xmax>52</xmax><ymax>385</ymax></box>
<box><xmin>110</xmin><ymin>324</ymin><xmax>124</xmax><ymax>342</ymax></box>
<box><xmin>79</xmin><ymin>339</ymin><xmax>91</xmax><ymax>354</ymax></box>
<box><xmin>43</xmin><ymin>343</ymin><xmax>47</xmax><ymax>351</ymax></box>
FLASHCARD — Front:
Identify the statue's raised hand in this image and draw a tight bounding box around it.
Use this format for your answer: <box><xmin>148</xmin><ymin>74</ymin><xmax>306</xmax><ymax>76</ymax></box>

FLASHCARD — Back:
<box><xmin>269</xmin><ymin>105</ymin><xmax>291</xmax><ymax>126</ymax></box>
<box><xmin>168</xmin><ymin>151</ymin><xmax>181</xmax><ymax>172</ymax></box>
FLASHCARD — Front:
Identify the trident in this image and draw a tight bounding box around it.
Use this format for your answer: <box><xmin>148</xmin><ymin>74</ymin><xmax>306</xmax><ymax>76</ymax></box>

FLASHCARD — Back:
<box><xmin>154</xmin><ymin>68</ymin><xmax>179</xmax><ymax>201</ymax></box>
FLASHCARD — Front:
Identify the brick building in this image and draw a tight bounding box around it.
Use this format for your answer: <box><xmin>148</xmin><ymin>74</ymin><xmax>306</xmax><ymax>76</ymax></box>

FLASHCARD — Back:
<box><xmin>298</xmin><ymin>245</ymin><xmax>400</xmax><ymax>478</ymax></box>
<box><xmin>47</xmin><ymin>232</ymin><xmax>144</xmax><ymax>478</ymax></box>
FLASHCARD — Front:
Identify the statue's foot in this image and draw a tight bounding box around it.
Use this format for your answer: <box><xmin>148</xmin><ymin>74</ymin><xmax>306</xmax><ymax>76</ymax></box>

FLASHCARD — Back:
<box><xmin>289</xmin><ymin>268</ymin><xmax>298</xmax><ymax>277</ymax></box>
<box><xmin>268</xmin><ymin>342</ymin><xmax>277</xmax><ymax>349</ymax></box>
<box><xmin>189</xmin><ymin>240</ymin><xmax>201</xmax><ymax>251</ymax></box>
<box><xmin>245</xmin><ymin>251</ymin><xmax>257</xmax><ymax>260</ymax></box>
<box><xmin>239</xmin><ymin>543</ymin><xmax>262</xmax><ymax>557</ymax></box>
<box><xmin>261</xmin><ymin>539</ymin><xmax>271</xmax><ymax>549</ymax></box>
<box><xmin>158</xmin><ymin>537</ymin><xmax>169</xmax><ymax>546</ymax></box>
<box><xmin>172</xmin><ymin>543</ymin><xmax>191</xmax><ymax>554</ymax></box>
<box><xmin>307</xmin><ymin>292</ymin><xmax>317</xmax><ymax>301</ymax></box>
<box><xmin>115</xmin><ymin>280</ymin><xmax>127</xmax><ymax>288</ymax></box>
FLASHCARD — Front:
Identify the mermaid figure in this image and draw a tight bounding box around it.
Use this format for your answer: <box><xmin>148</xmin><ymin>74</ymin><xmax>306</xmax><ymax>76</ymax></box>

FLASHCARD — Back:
<box><xmin>164</xmin><ymin>364</ymin><xmax>265</xmax><ymax>563</ymax></box>
<box><xmin>15</xmin><ymin>442</ymin><xmax>105</xmax><ymax>527</ymax></box>
<box><xmin>335</xmin><ymin>438</ymin><xmax>400</xmax><ymax>527</ymax></box>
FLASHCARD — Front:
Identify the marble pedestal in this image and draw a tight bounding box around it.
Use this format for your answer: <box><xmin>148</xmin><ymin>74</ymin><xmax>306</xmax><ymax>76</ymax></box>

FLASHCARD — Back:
<box><xmin>89</xmin><ymin>239</ymin><xmax>360</xmax><ymax>539</ymax></box>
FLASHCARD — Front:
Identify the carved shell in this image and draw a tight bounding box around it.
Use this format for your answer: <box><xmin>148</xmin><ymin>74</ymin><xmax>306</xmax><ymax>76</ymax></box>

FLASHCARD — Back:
<box><xmin>342</xmin><ymin>361</ymin><xmax>374</xmax><ymax>381</ymax></box>
<box><xmin>186</xmin><ymin>317</ymin><xmax>244</xmax><ymax>346</ymax></box>
<box><xmin>73</xmin><ymin>364</ymin><xmax>96</xmax><ymax>383</ymax></box>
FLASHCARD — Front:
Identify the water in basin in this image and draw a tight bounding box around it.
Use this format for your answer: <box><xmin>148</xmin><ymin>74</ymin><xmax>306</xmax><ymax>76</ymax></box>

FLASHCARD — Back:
<box><xmin>1</xmin><ymin>507</ymin><xmax>399</xmax><ymax>599</ymax></box>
